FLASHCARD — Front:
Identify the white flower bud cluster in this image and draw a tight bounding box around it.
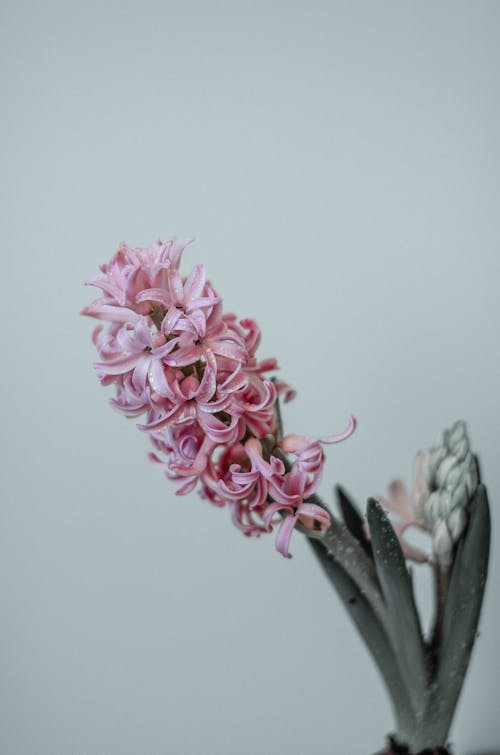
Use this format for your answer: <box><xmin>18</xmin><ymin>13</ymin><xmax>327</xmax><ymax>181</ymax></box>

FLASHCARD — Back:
<box><xmin>415</xmin><ymin>421</ymin><xmax>478</xmax><ymax>566</ymax></box>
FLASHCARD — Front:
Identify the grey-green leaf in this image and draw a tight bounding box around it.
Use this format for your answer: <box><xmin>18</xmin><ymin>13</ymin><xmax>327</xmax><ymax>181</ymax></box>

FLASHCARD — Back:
<box><xmin>366</xmin><ymin>498</ymin><xmax>429</xmax><ymax>718</ymax></box>
<box><xmin>335</xmin><ymin>485</ymin><xmax>373</xmax><ymax>559</ymax></box>
<box><xmin>417</xmin><ymin>484</ymin><xmax>491</xmax><ymax>749</ymax></box>
<box><xmin>308</xmin><ymin>538</ymin><xmax>416</xmax><ymax>738</ymax></box>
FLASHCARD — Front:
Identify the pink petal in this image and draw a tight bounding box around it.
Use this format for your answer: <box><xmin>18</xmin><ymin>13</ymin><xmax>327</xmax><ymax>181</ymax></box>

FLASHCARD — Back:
<box><xmin>219</xmin><ymin>365</ymin><xmax>248</xmax><ymax>393</ymax></box>
<box><xmin>297</xmin><ymin>503</ymin><xmax>330</xmax><ymax>531</ymax></box>
<box><xmin>197</xmin><ymin>364</ymin><xmax>216</xmax><ymax>403</ymax></box>
<box><xmin>189</xmin><ymin>296</ymin><xmax>222</xmax><ymax>310</ymax></box>
<box><xmin>212</xmin><ymin>340</ymin><xmax>246</xmax><ymax>361</ymax></box>
<box><xmin>132</xmin><ymin>356</ymin><xmax>150</xmax><ymax>392</ymax></box>
<box><xmin>168</xmin><ymin>270</ymin><xmax>184</xmax><ymax>304</ymax></box>
<box><xmin>161</xmin><ymin>307</ymin><xmax>183</xmax><ymax>334</ymax></box>
<box><xmin>136</xmin><ymin>288</ymin><xmax>171</xmax><ymax>307</ymax></box>
<box><xmin>93</xmin><ymin>354</ymin><xmax>140</xmax><ymax>375</ymax></box>
<box><xmin>81</xmin><ymin>302</ymin><xmax>140</xmax><ymax>324</ymax></box>
<box><xmin>187</xmin><ymin>309</ymin><xmax>207</xmax><ymax>338</ymax></box>
<box><xmin>319</xmin><ymin>414</ymin><xmax>357</xmax><ymax>444</ymax></box>
<box><xmin>152</xmin><ymin>338</ymin><xmax>179</xmax><ymax>359</ymax></box>
<box><xmin>184</xmin><ymin>264</ymin><xmax>206</xmax><ymax>302</ymax></box>
<box><xmin>168</xmin><ymin>237</ymin><xmax>193</xmax><ymax>269</ymax></box>
<box><xmin>262</xmin><ymin>502</ymin><xmax>292</xmax><ymax>526</ymax></box>
<box><xmin>275</xmin><ymin>514</ymin><xmax>298</xmax><ymax>558</ymax></box>
<box><xmin>148</xmin><ymin>360</ymin><xmax>175</xmax><ymax>399</ymax></box>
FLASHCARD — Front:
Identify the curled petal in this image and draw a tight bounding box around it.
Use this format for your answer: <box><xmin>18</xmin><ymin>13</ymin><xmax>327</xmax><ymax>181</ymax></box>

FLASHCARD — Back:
<box><xmin>200</xmin><ymin>413</ymin><xmax>243</xmax><ymax>444</ymax></box>
<box><xmin>174</xmin><ymin>477</ymin><xmax>199</xmax><ymax>496</ymax></box>
<box><xmin>239</xmin><ymin>318</ymin><xmax>261</xmax><ymax>354</ymax></box>
<box><xmin>219</xmin><ymin>365</ymin><xmax>248</xmax><ymax>394</ymax></box>
<box><xmin>138</xmin><ymin>404</ymin><xmax>189</xmax><ymax>432</ymax></box>
<box><xmin>318</xmin><ymin>414</ymin><xmax>357</xmax><ymax>444</ymax></box>
<box><xmin>245</xmin><ymin>439</ymin><xmax>285</xmax><ymax>478</ymax></box>
<box><xmin>161</xmin><ymin>307</ymin><xmax>183</xmax><ymax>334</ymax></box>
<box><xmin>239</xmin><ymin>379</ymin><xmax>276</xmax><ymax>413</ymax></box>
<box><xmin>136</xmin><ymin>288</ymin><xmax>171</xmax><ymax>307</ymax></box>
<box><xmin>280</xmin><ymin>415</ymin><xmax>357</xmax><ymax>455</ymax></box>
<box><xmin>197</xmin><ymin>364</ymin><xmax>217</xmax><ymax>403</ymax></box>
<box><xmin>168</xmin><ymin>237</ymin><xmax>194</xmax><ymax>269</ymax></box>
<box><xmin>297</xmin><ymin>503</ymin><xmax>331</xmax><ymax>532</ymax></box>
<box><xmin>275</xmin><ymin>513</ymin><xmax>299</xmax><ymax>558</ymax></box>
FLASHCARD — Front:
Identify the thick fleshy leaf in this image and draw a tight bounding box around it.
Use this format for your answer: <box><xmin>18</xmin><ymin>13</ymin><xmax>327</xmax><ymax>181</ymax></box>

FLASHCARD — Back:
<box><xmin>311</xmin><ymin>517</ymin><xmax>389</xmax><ymax>634</ymax></box>
<box><xmin>416</xmin><ymin>485</ymin><xmax>491</xmax><ymax>750</ymax></box>
<box><xmin>335</xmin><ymin>485</ymin><xmax>373</xmax><ymax>559</ymax></box>
<box><xmin>308</xmin><ymin>538</ymin><xmax>416</xmax><ymax>739</ymax></box>
<box><xmin>367</xmin><ymin>498</ymin><xmax>429</xmax><ymax>718</ymax></box>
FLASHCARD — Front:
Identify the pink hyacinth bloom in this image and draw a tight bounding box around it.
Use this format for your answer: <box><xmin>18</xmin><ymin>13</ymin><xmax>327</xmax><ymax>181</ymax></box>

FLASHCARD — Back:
<box><xmin>83</xmin><ymin>236</ymin><xmax>356</xmax><ymax>557</ymax></box>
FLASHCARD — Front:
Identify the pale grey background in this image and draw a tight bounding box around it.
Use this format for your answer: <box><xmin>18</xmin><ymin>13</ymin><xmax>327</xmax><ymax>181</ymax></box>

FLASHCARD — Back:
<box><xmin>1</xmin><ymin>1</ymin><xmax>499</xmax><ymax>753</ymax></box>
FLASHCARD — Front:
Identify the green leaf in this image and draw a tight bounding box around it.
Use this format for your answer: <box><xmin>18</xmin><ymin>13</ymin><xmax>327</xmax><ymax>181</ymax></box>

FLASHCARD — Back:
<box><xmin>308</xmin><ymin>538</ymin><xmax>416</xmax><ymax>738</ymax></box>
<box><xmin>335</xmin><ymin>485</ymin><xmax>373</xmax><ymax>558</ymax></box>
<box><xmin>417</xmin><ymin>485</ymin><xmax>491</xmax><ymax>749</ymax></box>
<box><xmin>366</xmin><ymin>499</ymin><xmax>429</xmax><ymax>718</ymax></box>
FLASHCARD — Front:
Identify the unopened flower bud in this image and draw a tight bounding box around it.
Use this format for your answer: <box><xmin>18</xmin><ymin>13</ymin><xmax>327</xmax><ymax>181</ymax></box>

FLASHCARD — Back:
<box><xmin>433</xmin><ymin>519</ymin><xmax>453</xmax><ymax>567</ymax></box>
<box><xmin>436</xmin><ymin>455</ymin><xmax>460</xmax><ymax>489</ymax></box>
<box><xmin>417</xmin><ymin>421</ymin><xmax>478</xmax><ymax>564</ymax></box>
<box><xmin>447</xmin><ymin>420</ymin><xmax>467</xmax><ymax>455</ymax></box>
<box><xmin>426</xmin><ymin>442</ymin><xmax>448</xmax><ymax>485</ymax></box>
<box><xmin>381</xmin><ymin>421</ymin><xmax>478</xmax><ymax>565</ymax></box>
<box><xmin>447</xmin><ymin>506</ymin><xmax>467</xmax><ymax>542</ymax></box>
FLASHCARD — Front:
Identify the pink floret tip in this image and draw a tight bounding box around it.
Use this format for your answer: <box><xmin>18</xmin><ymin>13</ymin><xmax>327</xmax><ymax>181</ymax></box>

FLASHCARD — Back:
<box><xmin>83</xmin><ymin>236</ymin><xmax>356</xmax><ymax>557</ymax></box>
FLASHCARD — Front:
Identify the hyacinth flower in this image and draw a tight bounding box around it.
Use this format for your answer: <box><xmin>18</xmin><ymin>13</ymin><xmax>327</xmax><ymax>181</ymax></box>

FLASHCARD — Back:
<box><xmin>83</xmin><ymin>238</ymin><xmax>491</xmax><ymax>755</ymax></box>
<box><xmin>82</xmin><ymin>237</ymin><xmax>357</xmax><ymax>558</ymax></box>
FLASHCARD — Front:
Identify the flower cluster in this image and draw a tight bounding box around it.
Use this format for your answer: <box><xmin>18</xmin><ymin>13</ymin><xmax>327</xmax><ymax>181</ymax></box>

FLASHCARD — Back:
<box><xmin>377</xmin><ymin>420</ymin><xmax>478</xmax><ymax>565</ymax></box>
<box><xmin>82</xmin><ymin>238</ymin><xmax>355</xmax><ymax>556</ymax></box>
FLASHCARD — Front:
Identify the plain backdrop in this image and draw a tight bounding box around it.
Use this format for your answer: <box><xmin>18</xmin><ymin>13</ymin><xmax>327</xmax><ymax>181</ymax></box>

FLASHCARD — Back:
<box><xmin>1</xmin><ymin>1</ymin><xmax>499</xmax><ymax>754</ymax></box>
